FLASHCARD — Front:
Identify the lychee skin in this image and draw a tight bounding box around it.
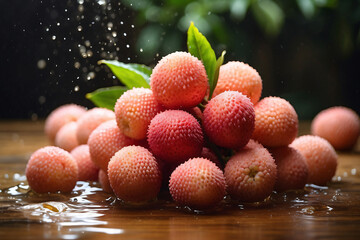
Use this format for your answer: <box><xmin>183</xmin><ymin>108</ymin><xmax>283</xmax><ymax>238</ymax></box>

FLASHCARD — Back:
<box><xmin>311</xmin><ymin>106</ymin><xmax>360</xmax><ymax>150</ymax></box>
<box><xmin>108</xmin><ymin>146</ymin><xmax>162</xmax><ymax>202</ymax></box>
<box><xmin>213</xmin><ymin>61</ymin><xmax>262</xmax><ymax>105</ymax></box>
<box><xmin>88</xmin><ymin>120</ymin><xmax>138</xmax><ymax>172</ymax></box>
<box><xmin>76</xmin><ymin>107</ymin><xmax>115</xmax><ymax>144</ymax></box>
<box><xmin>290</xmin><ymin>135</ymin><xmax>338</xmax><ymax>186</ymax></box>
<box><xmin>202</xmin><ymin>91</ymin><xmax>255</xmax><ymax>149</ymax></box>
<box><xmin>150</xmin><ymin>51</ymin><xmax>208</xmax><ymax>109</ymax></box>
<box><xmin>98</xmin><ymin>169</ymin><xmax>113</xmax><ymax>193</ymax></box>
<box><xmin>269</xmin><ymin>146</ymin><xmax>308</xmax><ymax>192</ymax></box>
<box><xmin>45</xmin><ymin>104</ymin><xmax>86</xmax><ymax>143</ymax></box>
<box><xmin>70</xmin><ymin>145</ymin><xmax>99</xmax><ymax>181</ymax></box>
<box><xmin>200</xmin><ymin>147</ymin><xmax>222</xmax><ymax>169</ymax></box>
<box><xmin>224</xmin><ymin>142</ymin><xmax>277</xmax><ymax>202</ymax></box>
<box><xmin>25</xmin><ymin>146</ymin><xmax>78</xmax><ymax>193</ymax></box>
<box><xmin>169</xmin><ymin>157</ymin><xmax>226</xmax><ymax>209</ymax></box>
<box><xmin>252</xmin><ymin>97</ymin><xmax>298</xmax><ymax>147</ymax></box>
<box><xmin>114</xmin><ymin>88</ymin><xmax>162</xmax><ymax>140</ymax></box>
<box><xmin>55</xmin><ymin>122</ymin><xmax>79</xmax><ymax>152</ymax></box>
<box><xmin>147</xmin><ymin>110</ymin><xmax>204</xmax><ymax>164</ymax></box>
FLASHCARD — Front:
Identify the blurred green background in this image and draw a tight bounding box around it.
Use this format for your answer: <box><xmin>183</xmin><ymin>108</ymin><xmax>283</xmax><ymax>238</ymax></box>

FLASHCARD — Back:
<box><xmin>1</xmin><ymin>0</ymin><xmax>359</xmax><ymax>119</ymax></box>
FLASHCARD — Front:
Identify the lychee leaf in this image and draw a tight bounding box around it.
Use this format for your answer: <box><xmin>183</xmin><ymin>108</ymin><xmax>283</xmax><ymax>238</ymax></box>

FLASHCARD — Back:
<box><xmin>209</xmin><ymin>50</ymin><xmax>226</xmax><ymax>100</ymax></box>
<box><xmin>187</xmin><ymin>22</ymin><xmax>217</xmax><ymax>95</ymax></box>
<box><xmin>98</xmin><ymin>60</ymin><xmax>151</xmax><ymax>88</ymax></box>
<box><xmin>86</xmin><ymin>86</ymin><xmax>128</xmax><ymax>110</ymax></box>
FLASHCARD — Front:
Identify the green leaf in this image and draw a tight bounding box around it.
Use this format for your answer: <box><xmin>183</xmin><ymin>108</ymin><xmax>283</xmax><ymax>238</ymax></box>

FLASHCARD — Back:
<box><xmin>209</xmin><ymin>50</ymin><xmax>226</xmax><ymax>100</ymax></box>
<box><xmin>86</xmin><ymin>86</ymin><xmax>128</xmax><ymax>110</ymax></box>
<box><xmin>296</xmin><ymin>0</ymin><xmax>316</xmax><ymax>19</ymax></box>
<box><xmin>187</xmin><ymin>22</ymin><xmax>217</xmax><ymax>94</ymax></box>
<box><xmin>98</xmin><ymin>60</ymin><xmax>151</xmax><ymax>89</ymax></box>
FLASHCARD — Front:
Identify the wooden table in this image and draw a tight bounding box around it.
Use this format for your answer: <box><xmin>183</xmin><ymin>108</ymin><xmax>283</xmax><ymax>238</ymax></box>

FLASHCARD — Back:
<box><xmin>0</xmin><ymin>120</ymin><xmax>359</xmax><ymax>240</ymax></box>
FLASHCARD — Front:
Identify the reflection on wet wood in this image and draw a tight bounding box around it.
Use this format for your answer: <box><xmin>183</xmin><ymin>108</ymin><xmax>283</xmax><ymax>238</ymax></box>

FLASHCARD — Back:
<box><xmin>0</xmin><ymin>120</ymin><xmax>359</xmax><ymax>240</ymax></box>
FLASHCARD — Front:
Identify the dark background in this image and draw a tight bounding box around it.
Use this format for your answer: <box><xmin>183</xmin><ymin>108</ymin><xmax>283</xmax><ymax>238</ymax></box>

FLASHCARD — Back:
<box><xmin>0</xmin><ymin>0</ymin><xmax>359</xmax><ymax>120</ymax></box>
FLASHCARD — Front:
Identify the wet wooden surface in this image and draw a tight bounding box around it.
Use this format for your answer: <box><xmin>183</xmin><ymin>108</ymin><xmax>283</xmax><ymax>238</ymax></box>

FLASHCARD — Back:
<box><xmin>0</xmin><ymin>120</ymin><xmax>360</xmax><ymax>240</ymax></box>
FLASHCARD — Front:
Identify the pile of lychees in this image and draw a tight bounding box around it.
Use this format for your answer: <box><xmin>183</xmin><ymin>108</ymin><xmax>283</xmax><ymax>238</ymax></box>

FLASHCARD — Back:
<box><xmin>25</xmin><ymin>24</ymin><xmax>360</xmax><ymax>210</ymax></box>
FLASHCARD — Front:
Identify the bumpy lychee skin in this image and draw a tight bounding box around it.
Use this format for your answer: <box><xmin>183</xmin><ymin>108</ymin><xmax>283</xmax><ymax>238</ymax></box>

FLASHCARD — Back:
<box><xmin>55</xmin><ymin>122</ymin><xmax>79</xmax><ymax>152</ymax></box>
<box><xmin>108</xmin><ymin>146</ymin><xmax>162</xmax><ymax>202</ymax></box>
<box><xmin>269</xmin><ymin>146</ymin><xmax>308</xmax><ymax>192</ymax></box>
<box><xmin>290</xmin><ymin>135</ymin><xmax>338</xmax><ymax>186</ymax></box>
<box><xmin>147</xmin><ymin>110</ymin><xmax>204</xmax><ymax>164</ymax></box>
<box><xmin>200</xmin><ymin>147</ymin><xmax>222</xmax><ymax>169</ymax></box>
<box><xmin>311</xmin><ymin>106</ymin><xmax>360</xmax><ymax>150</ymax></box>
<box><xmin>45</xmin><ymin>104</ymin><xmax>86</xmax><ymax>143</ymax></box>
<box><xmin>252</xmin><ymin>97</ymin><xmax>298</xmax><ymax>147</ymax></box>
<box><xmin>213</xmin><ymin>61</ymin><xmax>262</xmax><ymax>105</ymax></box>
<box><xmin>76</xmin><ymin>107</ymin><xmax>115</xmax><ymax>144</ymax></box>
<box><xmin>150</xmin><ymin>51</ymin><xmax>208</xmax><ymax>109</ymax></box>
<box><xmin>224</xmin><ymin>142</ymin><xmax>277</xmax><ymax>202</ymax></box>
<box><xmin>202</xmin><ymin>91</ymin><xmax>255</xmax><ymax>149</ymax></box>
<box><xmin>70</xmin><ymin>145</ymin><xmax>99</xmax><ymax>181</ymax></box>
<box><xmin>88</xmin><ymin>120</ymin><xmax>137</xmax><ymax>172</ymax></box>
<box><xmin>98</xmin><ymin>169</ymin><xmax>113</xmax><ymax>193</ymax></box>
<box><xmin>25</xmin><ymin>146</ymin><xmax>78</xmax><ymax>193</ymax></box>
<box><xmin>115</xmin><ymin>88</ymin><xmax>162</xmax><ymax>140</ymax></box>
<box><xmin>169</xmin><ymin>157</ymin><xmax>226</xmax><ymax>209</ymax></box>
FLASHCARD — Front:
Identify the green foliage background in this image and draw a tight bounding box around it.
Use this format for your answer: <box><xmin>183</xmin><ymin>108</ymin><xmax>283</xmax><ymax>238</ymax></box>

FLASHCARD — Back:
<box><xmin>119</xmin><ymin>0</ymin><xmax>360</xmax><ymax>119</ymax></box>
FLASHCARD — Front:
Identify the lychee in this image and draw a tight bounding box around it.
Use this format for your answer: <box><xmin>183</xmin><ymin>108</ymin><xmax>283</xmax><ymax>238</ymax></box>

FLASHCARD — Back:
<box><xmin>169</xmin><ymin>157</ymin><xmax>226</xmax><ymax>209</ymax></box>
<box><xmin>290</xmin><ymin>135</ymin><xmax>338</xmax><ymax>186</ymax></box>
<box><xmin>311</xmin><ymin>106</ymin><xmax>360</xmax><ymax>150</ymax></box>
<box><xmin>150</xmin><ymin>51</ymin><xmax>208</xmax><ymax>109</ymax></box>
<box><xmin>98</xmin><ymin>169</ymin><xmax>113</xmax><ymax>193</ymax></box>
<box><xmin>44</xmin><ymin>104</ymin><xmax>86</xmax><ymax>143</ymax></box>
<box><xmin>147</xmin><ymin>110</ymin><xmax>204</xmax><ymax>164</ymax></box>
<box><xmin>252</xmin><ymin>97</ymin><xmax>298</xmax><ymax>147</ymax></box>
<box><xmin>269</xmin><ymin>146</ymin><xmax>308</xmax><ymax>192</ymax></box>
<box><xmin>108</xmin><ymin>146</ymin><xmax>162</xmax><ymax>202</ymax></box>
<box><xmin>88</xmin><ymin>120</ymin><xmax>137</xmax><ymax>172</ymax></box>
<box><xmin>54</xmin><ymin>121</ymin><xmax>79</xmax><ymax>152</ymax></box>
<box><xmin>202</xmin><ymin>91</ymin><xmax>255</xmax><ymax>149</ymax></box>
<box><xmin>200</xmin><ymin>147</ymin><xmax>222</xmax><ymax>169</ymax></box>
<box><xmin>213</xmin><ymin>61</ymin><xmax>262</xmax><ymax>104</ymax></box>
<box><xmin>224</xmin><ymin>142</ymin><xmax>277</xmax><ymax>202</ymax></box>
<box><xmin>25</xmin><ymin>146</ymin><xmax>78</xmax><ymax>193</ymax></box>
<box><xmin>76</xmin><ymin>107</ymin><xmax>115</xmax><ymax>144</ymax></box>
<box><xmin>70</xmin><ymin>144</ymin><xmax>99</xmax><ymax>181</ymax></box>
<box><xmin>114</xmin><ymin>88</ymin><xmax>162</xmax><ymax>140</ymax></box>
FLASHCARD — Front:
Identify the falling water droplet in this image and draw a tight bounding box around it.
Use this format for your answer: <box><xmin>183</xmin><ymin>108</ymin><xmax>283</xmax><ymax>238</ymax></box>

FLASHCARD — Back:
<box><xmin>139</xmin><ymin>48</ymin><xmax>143</xmax><ymax>52</ymax></box>
<box><xmin>74</xmin><ymin>86</ymin><xmax>80</xmax><ymax>92</ymax></box>
<box><xmin>37</xmin><ymin>59</ymin><xmax>46</xmax><ymax>69</ymax></box>
<box><xmin>107</xmin><ymin>22</ymin><xmax>113</xmax><ymax>30</ymax></box>
<box><xmin>87</xmin><ymin>72</ymin><xmax>95</xmax><ymax>80</ymax></box>
<box><xmin>112</xmin><ymin>31</ymin><xmax>117</xmax><ymax>37</ymax></box>
<box><xmin>77</xmin><ymin>26</ymin><xmax>83</xmax><ymax>31</ymax></box>
<box><xmin>52</xmin><ymin>35</ymin><xmax>56</xmax><ymax>40</ymax></box>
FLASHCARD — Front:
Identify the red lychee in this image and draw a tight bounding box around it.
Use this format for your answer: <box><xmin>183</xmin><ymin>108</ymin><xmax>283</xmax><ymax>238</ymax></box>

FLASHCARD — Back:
<box><xmin>224</xmin><ymin>142</ymin><xmax>277</xmax><ymax>202</ymax></box>
<box><xmin>252</xmin><ymin>97</ymin><xmax>298</xmax><ymax>147</ymax></box>
<box><xmin>45</xmin><ymin>104</ymin><xmax>86</xmax><ymax>143</ymax></box>
<box><xmin>76</xmin><ymin>107</ymin><xmax>115</xmax><ymax>144</ymax></box>
<box><xmin>108</xmin><ymin>146</ymin><xmax>162</xmax><ymax>202</ymax></box>
<box><xmin>70</xmin><ymin>144</ymin><xmax>99</xmax><ymax>181</ymax></box>
<box><xmin>290</xmin><ymin>135</ymin><xmax>338</xmax><ymax>186</ymax></box>
<box><xmin>55</xmin><ymin>121</ymin><xmax>79</xmax><ymax>152</ymax></box>
<box><xmin>98</xmin><ymin>169</ymin><xmax>113</xmax><ymax>193</ymax></box>
<box><xmin>169</xmin><ymin>157</ymin><xmax>226</xmax><ymax>209</ymax></box>
<box><xmin>88</xmin><ymin>120</ymin><xmax>137</xmax><ymax>172</ymax></box>
<box><xmin>147</xmin><ymin>110</ymin><xmax>204</xmax><ymax>164</ymax></box>
<box><xmin>213</xmin><ymin>61</ymin><xmax>262</xmax><ymax>104</ymax></box>
<box><xmin>202</xmin><ymin>91</ymin><xmax>255</xmax><ymax>149</ymax></box>
<box><xmin>311</xmin><ymin>106</ymin><xmax>360</xmax><ymax>150</ymax></box>
<box><xmin>25</xmin><ymin>146</ymin><xmax>78</xmax><ymax>193</ymax></box>
<box><xmin>150</xmin><ymin>51</ymin><xmax>208</xmax><ymax>109</ymax></box>
<box><xmin>269</xmin><ymin>146</ymin><xmax>308</xmax><ymax>192</ymax></box>
<box><xmin>114</xmin><ymin>88</ymin><xmax>162</xmax><ymax>140</ymax></box>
